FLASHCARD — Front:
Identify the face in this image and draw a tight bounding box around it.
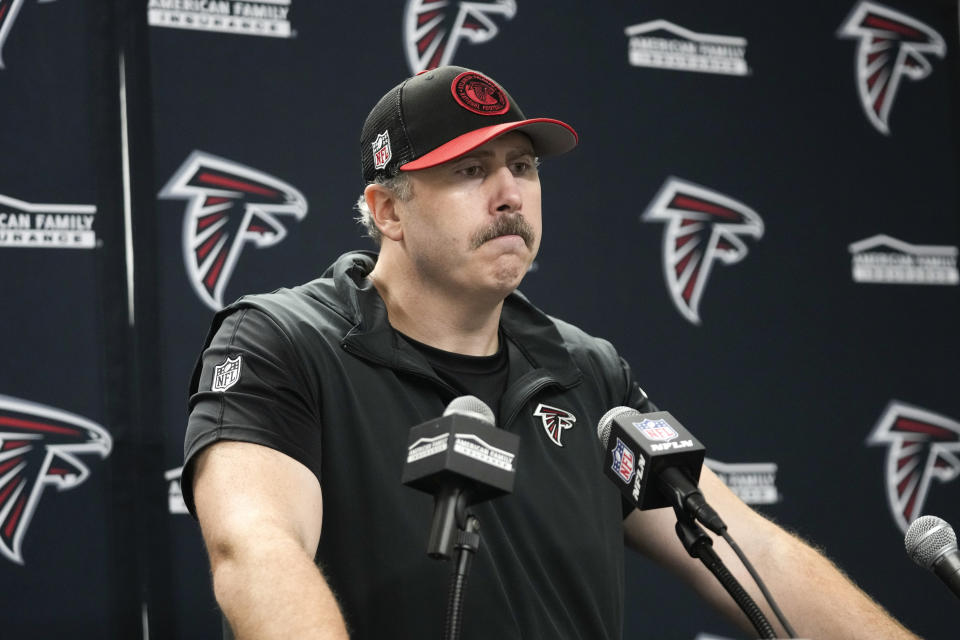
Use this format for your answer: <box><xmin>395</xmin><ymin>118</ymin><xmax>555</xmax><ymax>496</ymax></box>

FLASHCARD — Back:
<box><xmin>394</xmin><ymin>131</ymin><xmax>542</xmax><ymax>300</ymax></box>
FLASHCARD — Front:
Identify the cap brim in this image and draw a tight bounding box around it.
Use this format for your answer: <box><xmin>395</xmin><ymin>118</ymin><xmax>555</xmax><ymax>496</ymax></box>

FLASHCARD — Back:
<box><xmin>400</xmin><ymin>118</ymin><xmax>578</xmax><ymax>172</ymax></box>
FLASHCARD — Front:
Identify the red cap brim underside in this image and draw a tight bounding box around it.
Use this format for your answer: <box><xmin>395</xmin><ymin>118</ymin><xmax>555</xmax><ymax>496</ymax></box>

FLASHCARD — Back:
<box><xmin>400</xmin><ymin>118</ymin><xmax>579</xmax><ymax>172</ymax></box>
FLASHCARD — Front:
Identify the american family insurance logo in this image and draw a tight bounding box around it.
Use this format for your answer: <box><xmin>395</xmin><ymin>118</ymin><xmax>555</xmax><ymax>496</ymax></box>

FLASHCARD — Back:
<box><xmin>705</xmin><ymin>458</ymin><xmax>781</xmax><ymax>505</ymax></box>
<box><xmin>147</xmin><ymin>0</ymin><xmax>295</xmax><ymax>38</ymax></box>
<box><xmin>849</xmin><ymin>234</ymin><xmax>958</xmax><ymax>285</ymax></box>
<box><xmin>165</xmin><ymin>466</ymin><xmax>188</xmax><ymax>514</ymax></box>
<box><xmin>624</xmin><ymin>19</ymin><xmax>749</xmax><ymax>76</ymax></box>
<box><xmin>0</xmin><ymin>193</ymin><xmax>97</xmax><ymax>249</ymax></box>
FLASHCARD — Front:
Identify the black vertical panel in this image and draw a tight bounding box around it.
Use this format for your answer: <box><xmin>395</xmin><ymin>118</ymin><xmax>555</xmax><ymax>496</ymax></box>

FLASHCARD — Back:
<box><xmin>108</xmin><ymin>0</ymin><xmax>177</xmax><ymax>638</ymax></box>
<box><xmin>88</xmin><ymin>0</ymin><xmax>144</xmax><ymax>635</ymax></box>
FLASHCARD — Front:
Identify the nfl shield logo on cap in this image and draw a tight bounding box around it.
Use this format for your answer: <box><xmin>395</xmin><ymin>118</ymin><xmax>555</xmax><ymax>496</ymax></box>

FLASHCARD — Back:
<box><xmin>372</xmin><ymin>131</ymin><xmax>392</xmax><ymax>170</ymax></box>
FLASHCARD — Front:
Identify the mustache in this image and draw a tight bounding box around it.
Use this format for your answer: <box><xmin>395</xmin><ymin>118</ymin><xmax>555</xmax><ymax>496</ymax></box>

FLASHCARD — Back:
<box><xmin>470</xmin><ymin>214</ymin><xmax>535</xmax><ymax>250</ymax></box>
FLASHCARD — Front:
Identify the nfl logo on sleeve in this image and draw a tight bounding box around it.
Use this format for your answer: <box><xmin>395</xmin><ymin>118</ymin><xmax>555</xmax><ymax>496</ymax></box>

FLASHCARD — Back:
<box><xmin>212</xmin><ymin>355</ymin><xmax>243</xmax><ymax>392</ymax></box>
<box><xmin>372</xmin><ymin>131</ymin><xmax>392</xmax><ymax>170</ymax></box>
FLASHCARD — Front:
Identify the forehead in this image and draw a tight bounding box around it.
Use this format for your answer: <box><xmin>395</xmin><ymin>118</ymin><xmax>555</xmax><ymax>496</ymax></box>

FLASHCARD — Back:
<box><xmin>452</xmin><ymin>131</ymin><xmax>536</xmax><ymax>160</ymax></box>
<box><xmin>403</xmin><ymin>131</ymin><xmax>537</xmax><ymax>187</ymax></box>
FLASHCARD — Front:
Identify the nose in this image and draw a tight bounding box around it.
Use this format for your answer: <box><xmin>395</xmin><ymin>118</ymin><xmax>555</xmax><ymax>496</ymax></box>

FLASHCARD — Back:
<box><xmin>491</xmin><ymin>166</ymin><xmax>522</xmax><ymax>214</ymax></box>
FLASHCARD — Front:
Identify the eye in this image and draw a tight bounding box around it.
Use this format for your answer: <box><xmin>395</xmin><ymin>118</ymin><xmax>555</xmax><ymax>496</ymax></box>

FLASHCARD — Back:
<box><xmin>458</xmin><ymin>164</ymin><xmax>485</xmax><ymax>178</ymax></box>
<box><xmin>511</xmin><ymin>158</ymin><xmax>538</xmax><ymax>176</ymax></box>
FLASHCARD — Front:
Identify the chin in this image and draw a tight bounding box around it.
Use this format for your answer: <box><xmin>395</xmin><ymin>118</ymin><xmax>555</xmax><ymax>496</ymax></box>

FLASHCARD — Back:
<box><xmin>487</xmin><ymin>262</ymin><xmax>529</xmax><ymax>293</ymax></box>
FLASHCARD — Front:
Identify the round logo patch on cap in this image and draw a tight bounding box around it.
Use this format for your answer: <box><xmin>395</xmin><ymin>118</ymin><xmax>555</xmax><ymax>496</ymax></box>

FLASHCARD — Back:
<box><xmin>451</xmin><ymin>71</ymin><xmax>510</xmax><ymax>116</ymax></box>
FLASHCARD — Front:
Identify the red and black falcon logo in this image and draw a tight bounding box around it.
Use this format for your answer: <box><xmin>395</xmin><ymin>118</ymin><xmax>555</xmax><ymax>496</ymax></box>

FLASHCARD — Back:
<box><xmin>0</xmin><ymin>394</ymin><xmax>112</xmax><ymax>565</ymax></box>
<box><xmin>403</xmin><ymin>0</ymin><xmax>517</xmax><ymax>73</ymax></box>
<box><xmin>838</xmin><ymin>1</ymin><xmax>946</xmax><ymax>135</ymax></box>
<box><xmin>867</xmin><ymin>401</ymin><xmax>960</xmax><ymax>533</ymax></box>
<box><xmin>0</xmin><ymin>0</ymin><xmax>27</xmax><ymax>69</ymax></box>
<box><xmin>642</xmin><ymin>178</ymin><xmax>763</xmax><ymax>325</ymax></box>
<box><xmin>533</xmin><ymin>404</ymin><xmax>576</xmax><ymax>447</ymax></box>
<box><xmin>159</xmin><ymin>151</ymin><xmax>308</xmax><ymax>311</ymax></box>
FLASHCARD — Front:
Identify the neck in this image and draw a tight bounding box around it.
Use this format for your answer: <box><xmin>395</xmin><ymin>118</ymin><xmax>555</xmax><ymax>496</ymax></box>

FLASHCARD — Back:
<box><xmin>368</xmin><ymin>253</ymin><xmax>505</xmax><ymax>356</ymax></box>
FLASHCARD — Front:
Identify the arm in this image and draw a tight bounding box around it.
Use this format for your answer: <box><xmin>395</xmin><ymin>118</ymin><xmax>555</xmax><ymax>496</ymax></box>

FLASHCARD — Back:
<box><xmin>192</xmin><ymin>440</ymin><xmax>349</xmax><ymax>640</ymax></box>
<box><xmin>623</xmin><ymin>467</ymin><xmax>917</xmax><ymax>639</ymax></box>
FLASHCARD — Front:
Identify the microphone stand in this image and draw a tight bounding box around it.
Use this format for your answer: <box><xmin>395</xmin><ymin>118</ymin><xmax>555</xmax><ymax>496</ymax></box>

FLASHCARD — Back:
<box><xmin>428</xmin><ymin>488</ymin><xmax>482</xmax><ymax>640</ymax></box>
<box><xmin>444</xmin><ymin>514</ymin><xmax>481</xmax><ymax>640</ymax></box>
<box><xmin>672</xmin><ymin>506</ymin><xmax>779</xmax><ymax>639</ymax></box>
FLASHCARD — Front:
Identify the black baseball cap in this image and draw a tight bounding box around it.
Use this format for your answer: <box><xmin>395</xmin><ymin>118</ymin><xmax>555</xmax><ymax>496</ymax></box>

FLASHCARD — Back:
<box><xmin>361</xmin><ymin>66</ymin><xmax>578</xmax><ymax>183</ymax></box>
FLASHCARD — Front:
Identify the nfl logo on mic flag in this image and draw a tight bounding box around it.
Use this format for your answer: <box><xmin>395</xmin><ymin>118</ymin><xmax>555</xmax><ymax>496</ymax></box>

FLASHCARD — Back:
<box><xmin>612</xmin><ymin>438</ymin><xmax>636</xmax><ymax>484</ymax></box>
<box><xmin>636</xmin><ymin>418</ymin><xmax>679</xmax><ymax>442</ymax></box>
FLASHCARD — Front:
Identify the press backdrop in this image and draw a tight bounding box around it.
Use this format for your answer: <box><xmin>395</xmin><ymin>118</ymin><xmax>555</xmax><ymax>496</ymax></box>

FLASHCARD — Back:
<box><xmin>0</xmin><ymin>1</ymin><xmax>957</xmax><ymax>638</ymax></box>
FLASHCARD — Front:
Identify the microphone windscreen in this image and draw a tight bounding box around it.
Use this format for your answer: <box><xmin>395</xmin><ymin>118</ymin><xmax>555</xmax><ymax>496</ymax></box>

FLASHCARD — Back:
<box><xmin>443</xmin><ymin>395</ymin><xmax>495</xmax><ymax>426</ymax></box>
<box><xmin>905</xmin><ymin>515</ymin><xmax>958</xmax><ymax>569</ymax></box>
<box><xmin>596</xmin><ymin>406</ymin><xmax>637</xmax><ymax>446</ymax></box>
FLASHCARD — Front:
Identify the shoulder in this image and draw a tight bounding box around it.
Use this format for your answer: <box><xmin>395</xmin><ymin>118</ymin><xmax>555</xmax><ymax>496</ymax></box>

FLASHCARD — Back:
<box><xmin>219</xmin><ymin>250</ymin><xmax>376</xmax><ymax>338</ymax></box>
<box><xmin>504</xmin><ymin>290</ymin><xmax>654</xmax><ymax>411</ymax></box>
<box><xmin>204</xmin><ymin>275</ymin><xmax>355</xmax><ymax>359</ymax></box>
<box><xmin>507</xmin><ymin>289</ymin><xmax>622</xmax><ymax>368</ymax></box>
<box><xmin>551</xmin><ymin>315</ymin><xmax>621</xmax><ymax>365</ymax></box>
<box><xmin>234</xmin><ymin>278</ymin><xmax>348</xmax><ymax>330</ymax></box>
<box><xmin>504</xmin><ymin>290</ymin><xmax>626</xmax><ymax>384</ymax></box>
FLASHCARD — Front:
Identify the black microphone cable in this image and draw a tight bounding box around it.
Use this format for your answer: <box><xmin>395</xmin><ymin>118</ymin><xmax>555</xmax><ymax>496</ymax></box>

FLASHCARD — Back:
<box><xmin>720</xmin><ymin>528</ymin><xmax>798</xmax><ymax>638</ymax></box>
<box><xmin>666</xmin><ymin>484</ymin><xmax>798</xmax><ymax>637</ymax></box>
<box><xmin>670</xmin><ymin>505</ymin><xmax>777</xmax><ymax>639</ymax></box>
<box><xmin>664</xmin><ymin>460</ymin><xmax>799</xmax><ymax>637</ymax></box>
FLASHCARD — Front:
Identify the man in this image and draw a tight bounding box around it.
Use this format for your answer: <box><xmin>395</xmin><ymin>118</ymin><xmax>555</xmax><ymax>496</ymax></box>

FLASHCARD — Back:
<box><xmin>184</xmin><ymin>66</ymin><xmax>917</xmax><ymax>639</ymax></box>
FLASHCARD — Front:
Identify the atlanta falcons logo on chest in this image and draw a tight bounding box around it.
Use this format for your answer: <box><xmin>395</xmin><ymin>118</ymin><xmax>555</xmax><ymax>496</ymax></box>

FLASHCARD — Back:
<box><xmin>534</xmin><ymin>404</ymin><xmax>576</xmax><ymax>447</ymax></box>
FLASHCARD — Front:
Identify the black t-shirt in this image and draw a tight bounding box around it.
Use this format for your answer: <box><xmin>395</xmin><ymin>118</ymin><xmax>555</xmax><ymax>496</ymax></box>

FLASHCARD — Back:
<box><xmin>398</xmin><ymin>330</ymin><xmax>508</xmax><ymax>416</ymax></box>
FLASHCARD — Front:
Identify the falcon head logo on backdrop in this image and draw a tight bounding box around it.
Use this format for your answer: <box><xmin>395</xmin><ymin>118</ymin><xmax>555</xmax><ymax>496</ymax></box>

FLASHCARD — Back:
<box><xmin>0</xmin><ymin>394</ymin><xmax>112</xmax><ymax>564</ymax></box>
<box><xmin>867</xmin><ymin>401</ymin><xmax>960</xmax><ymax>533</ymax></box>
<box><xmin>0</xmin><ymin>0</ymin><xmax>58</xmax><ymax>69</ymax></box>
<box><xmin>159</xmin><ymin>151</ymin><xmax>308</xmax><ymax>311</ymax></box>
<box><xmin>0</xmin><ymin>0</ymin><xmax>24</xmax><ymax>69</ymax></box>
<box><xmin>838</xmin><ymin>1</ymin><xmax>946</xmax><ymax>135</ymax></box>
<box><xmin>534</xmin><ymin>404</ymin><xmax>576</xmax><ymax>447</ymax></box>
<box><xmin>642</xmin><ymin>177</ymin><xmax>764</xmax><ymax>325</ymax></box>
<box><xmin>403</xmin><ymin>0</ymin><xmax>517</xmax><ymax>73</ymax></box>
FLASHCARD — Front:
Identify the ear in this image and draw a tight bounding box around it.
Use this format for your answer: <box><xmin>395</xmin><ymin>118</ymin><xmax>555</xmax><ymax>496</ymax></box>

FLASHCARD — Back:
<box><xmin>364</xmin><ymin>183</ymin><xmax>404</xmax><ymax>242</ymax></box>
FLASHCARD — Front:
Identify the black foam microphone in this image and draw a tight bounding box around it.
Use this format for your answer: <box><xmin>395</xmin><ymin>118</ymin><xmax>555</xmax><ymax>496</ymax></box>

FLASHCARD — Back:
<box><xmin>596</xmin><ymin>407</ymin><xmax>725</xmax><ymax>534</ymax></box>
<box><xmin>905</xmin><ymin>515</ymin><xmax>960</xmax><ymax>600</ymax></box>
<box><xmin>402</xmin><ymin>396</ymin><xmax>519</xmax><ymax>559</ymax></box>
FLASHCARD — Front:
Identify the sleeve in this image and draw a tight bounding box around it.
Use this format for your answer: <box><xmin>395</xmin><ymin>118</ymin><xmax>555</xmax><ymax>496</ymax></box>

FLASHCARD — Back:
<box><xmin>617</xmin><ymin>356</ymin><xmax>658</xmax><ymax>413</ymax></box>
<box><xmin>181</xmin><ymin>306</ymin><xmax>323</xmax><ymax>517</ymax></box>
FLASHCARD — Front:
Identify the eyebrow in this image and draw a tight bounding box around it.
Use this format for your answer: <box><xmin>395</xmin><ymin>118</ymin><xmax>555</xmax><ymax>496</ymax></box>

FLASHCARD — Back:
<box><xmin>459</xmin><ymin>146</ymin><xmax>537</xmax><ymax>160</ymax></box>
